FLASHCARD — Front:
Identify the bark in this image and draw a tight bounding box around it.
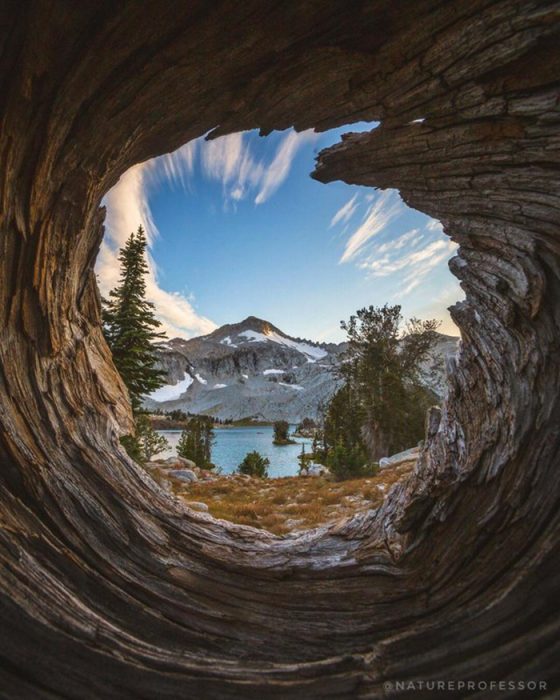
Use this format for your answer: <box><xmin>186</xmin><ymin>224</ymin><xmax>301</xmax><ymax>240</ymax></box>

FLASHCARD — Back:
<box><xmin>0</xmin><ymin>1</ymin><xmax>559</xmax><ymax>697</ymax></box>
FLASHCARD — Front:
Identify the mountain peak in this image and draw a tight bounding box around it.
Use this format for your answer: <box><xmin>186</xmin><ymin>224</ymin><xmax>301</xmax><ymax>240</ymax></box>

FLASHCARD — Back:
<box><xmin>205</xmin><ymin>316</ymin><xmax>286</xmax><ymax>342</ymax></box>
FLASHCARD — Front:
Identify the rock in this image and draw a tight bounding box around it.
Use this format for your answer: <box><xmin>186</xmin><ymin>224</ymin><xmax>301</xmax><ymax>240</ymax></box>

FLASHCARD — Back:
<box><xmin>174</xmin><ymin>456</ymin><xmax>197</xmax><ymax>470</ymax></box>
<box><xmin>303</xmin><ymin>463</ymin><xmax>330</xmax><ymax>477</ymax></box>
<box><xmin>379</xmin><ymin>447</ymin><xmax>421</xmax><ymax>470</ymax></box>
<box><xmin>168</xmin><ymin>469</ymin><xmax>198</xmax><ymax>483</ymax></box>
<box><xmin>144</xmin><ymin>316</ymin><xmax>452</xmax><ymax>421</ymax></box>
<box><xmin>184</xmin><ymin>501</ymin><xmax>209</xmax><ymax>512</ymax></box>
<box><xmin>164</xmin><ymin>456</ymin><xmax>196</xmax><ymax>469</ymax></box>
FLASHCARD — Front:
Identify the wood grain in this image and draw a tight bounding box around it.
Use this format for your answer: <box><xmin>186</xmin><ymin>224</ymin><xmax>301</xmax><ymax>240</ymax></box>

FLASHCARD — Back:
<box><xmin>0</xmin><ymin>1</ymin><xmax>559</xmax><ymax>697</ymax></box>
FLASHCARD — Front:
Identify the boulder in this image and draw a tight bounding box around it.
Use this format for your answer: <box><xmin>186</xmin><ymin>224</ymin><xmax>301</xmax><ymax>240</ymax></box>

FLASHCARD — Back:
<box><xmin>379</xmin><ymin>447</ymin><xmax>420</xmax><ymax>470</ymax></box>
<box><xmin>302</xmin><ymin>463</ymin><xmax>330</xmax><ymax>477</ymax></box>
<box><xmin>185</xmin><ymin>501</ymin><xmax>209</xmax><ymax>512</ymax></box>
<box><xmin>168</xmin><ymin>469</ymin><xmax>198</xmax><ymax>483</ymax></box>
<box><xmin>165</xmin><ymin>456</ymin><xmax>197</xmax><ymax>469</ymax></box>
<box><xmin>175</xmin><ymin>456</ymin><xmax>197</xmax><ymax>469</ymax></box>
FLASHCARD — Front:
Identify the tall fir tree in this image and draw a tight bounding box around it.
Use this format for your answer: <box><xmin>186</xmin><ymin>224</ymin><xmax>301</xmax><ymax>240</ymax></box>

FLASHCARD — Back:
<box><xmin>322</xmin><ymin>304</ymin><xmax>440</xmax><ymax>473</ymax></box>
<box><xmin>177</xmin><ymin>417</ymin><xmax>215</xmax><ymax>469</ymax></box>
<box><xmin>102</xmin><ymin>226</ymin><xmax>166</xmax><ymax>411</ymax></box>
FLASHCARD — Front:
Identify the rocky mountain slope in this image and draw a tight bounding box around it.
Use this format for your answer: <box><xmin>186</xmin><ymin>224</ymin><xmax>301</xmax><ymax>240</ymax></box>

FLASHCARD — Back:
<box><xmin>143</xmin><ymin>316</ymin><xmax>457</xmax><ymax>422</ymax></box>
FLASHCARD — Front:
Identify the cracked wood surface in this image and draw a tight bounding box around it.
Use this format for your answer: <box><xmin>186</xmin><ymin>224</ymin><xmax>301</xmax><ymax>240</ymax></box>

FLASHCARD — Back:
<box><xmin>0</xmin><ymin>1</ymin><xmax>559</xmax><ymax>697</ymax></box>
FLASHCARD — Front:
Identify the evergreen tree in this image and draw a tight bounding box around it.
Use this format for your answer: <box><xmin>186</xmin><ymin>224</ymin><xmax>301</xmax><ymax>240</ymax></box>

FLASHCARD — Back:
<box><xmin>177</xmin><ymin>417</ymin><xmax>215</xmax><ymax>469</ymax></box>
<box><xmin>325</xmin><ymin>304</ymin><xmax>439</xmax><ymax>465</ymax></box>
<box><xmin>237</xmin><ymin>451</ymin><xmax>270</xmax><ymax>478</ymax></box>
<box><xmin>102</xmin><ymin>226</ymin><xmax>166</xmax><ymax>410</ymax></box>
<box><xmin>273</xmin><ymin>420</ymin><xmax>294</xmax><ymax>445</ymax></box>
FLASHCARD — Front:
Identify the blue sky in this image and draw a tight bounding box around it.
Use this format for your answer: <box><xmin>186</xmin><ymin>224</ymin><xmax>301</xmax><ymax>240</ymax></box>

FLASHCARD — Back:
<box><xmin>98</xmin><ymin>124</ymin><xmax>462</xmax><ymax>342</ymax></box>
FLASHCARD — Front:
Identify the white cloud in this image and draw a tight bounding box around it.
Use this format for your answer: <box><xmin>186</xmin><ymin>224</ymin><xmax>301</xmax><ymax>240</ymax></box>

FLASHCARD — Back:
<box><xmin>98</xmin><ymin>164</ymin><xmax>216</xmax><ymax>339</ymax></box>
<box><xmin>330</xmin><ymin>194</ymin><xmax>358</xmax><ymax>227</ymax></box>
<box><xmin>199</xmin><ymin>129</ymin><xmax>316</xmax><ymax>206</ymax></box>
<box><xmin>152</xmin><ymin>139</ymin><xmax>198</xmax><ymax>191</ymax></box>
<box><xmin>337</xmin><ymin>191</ymin><xmax>458</xmax><ymax>309</ymax></box>
<box><xmin>397</xmin><ymin>239</ymin><xmax>458</xmax><ymax>297</ymax></box>
<box><xmin>201</xmin><ymin>132</ymin><xmax>261</xmax><ymax>194</ymax></box>
<box><xmin>357</xmin><ymin>234</ymin><xmax>457</xmax><ymax>290</ymax></box>
<box><xmin>340</xmin><ymin>190</ymin><xmax>403</xmax><ymax>263</ymax></box>
<box><xmin>377</xmin><ymin>228</ymin><xmax>421</xmax><ymax>254</ymax></box>
<box><xmin>254</xmin><ymin>129</ymin><xmax>318</xmax><ymax>204</ymax></box>
<box><xmin>97</xmin><ymin>127</ymin><xmax>318</xmax><ymax>338</ymax></box>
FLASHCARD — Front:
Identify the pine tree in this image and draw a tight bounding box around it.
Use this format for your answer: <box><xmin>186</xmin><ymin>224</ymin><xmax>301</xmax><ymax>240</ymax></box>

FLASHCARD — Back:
<box><xmin>327</xmin><ymin>304</ymin><xmax>439</xmax><ymax>464</ymax></box>
<box><xmin>177</xmin><ymin>417</ymin><xmax>215</xmax><ymax>469</ymax></box>
<box><xmin>102</xmin><ymin>226</ymin><xmax>166</xmax><ymax>410</ymax></box>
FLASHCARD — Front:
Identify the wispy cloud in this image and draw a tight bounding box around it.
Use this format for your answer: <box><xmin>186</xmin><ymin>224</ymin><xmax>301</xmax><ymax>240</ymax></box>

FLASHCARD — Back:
<box><xmin>376</xmin><ymin>228</ymin><xmax>421</xmax><ymax>254</ymax></box>
<box><xmin>395</xmin><ymin>239</ymin><xmax>458</xmax><ymax>297</ymax></box>
<box><xmin>331</xmin><ymin>187</ymin><xmax>458</xmax><ymax>310</ymax></box>
<box><xmin>330</xmin><ymin>194</ymin><xmax>358</xmax><ymax>228</ymax></box>
<box><xmin>201</xmin><ymin>132</ymin><xmax>265</xmax><ymax>203</ymax></box>
<box><xmin>98</xmin><ymin>165</ymin><xmax>216</xmax><ymax>339</ymax></box>
<box><xmin>340</xmin><ymin>190</ymin><xmax>403</xmax><ymax>263</ymax></box>
<box><xmin>255</xmin><ymin>129</ymin><xmax>317</xmax><ymax>204</ymax></box>
<box><xmin>154</xmin><ymin>128</ymin><xmax>317</xmax><ymax>207</ymax></box>
<box><xmin>98</xmin><ymin>127</ymin><xmax>318</xmax><ymax>337</ymax></box>
<box><xmin>152</xmin><ymin>139</ymin><xmax>199</xmax><ymax>191</ymax></box>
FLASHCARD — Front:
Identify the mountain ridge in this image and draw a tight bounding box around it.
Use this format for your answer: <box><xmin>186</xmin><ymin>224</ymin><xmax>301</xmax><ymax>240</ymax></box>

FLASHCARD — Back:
<box><xmin>143</xmin><ymin>316</ymin><xmax>458</xmax><ymax>422</ymax></box>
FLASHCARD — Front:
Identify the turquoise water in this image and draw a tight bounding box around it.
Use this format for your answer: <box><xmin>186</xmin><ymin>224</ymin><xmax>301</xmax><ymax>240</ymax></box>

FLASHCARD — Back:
<box><xmin>156</xmin><ymin>426</ymin><xmax>313</xmax><ymax>478</ymax></box>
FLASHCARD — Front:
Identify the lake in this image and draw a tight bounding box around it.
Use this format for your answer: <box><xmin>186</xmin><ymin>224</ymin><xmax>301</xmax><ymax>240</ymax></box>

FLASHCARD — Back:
<box><xmin>156</xmin><ymin>426</ymin><xmax>313</xmax><ymax>478</ymax></box>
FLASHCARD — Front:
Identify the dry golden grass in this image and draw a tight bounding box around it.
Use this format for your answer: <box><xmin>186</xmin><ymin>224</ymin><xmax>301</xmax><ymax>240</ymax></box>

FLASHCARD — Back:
<box><xmin>174</xmin><ymin>460</ymin><xmax>415</xmax><ymax>536</ymax></box>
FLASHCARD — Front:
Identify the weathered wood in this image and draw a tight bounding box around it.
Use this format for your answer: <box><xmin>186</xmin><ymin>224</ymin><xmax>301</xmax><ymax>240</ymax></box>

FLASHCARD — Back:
<box><xmin>0</xmin><ymin>1</ymin><xmax>559</xmax><ymax>697</ymax></box>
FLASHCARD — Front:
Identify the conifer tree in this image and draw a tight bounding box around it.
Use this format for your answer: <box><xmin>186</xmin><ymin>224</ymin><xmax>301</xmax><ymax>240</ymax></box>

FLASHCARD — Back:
<box><xmin>102</xmin><ymin>226</ymin><xmax>166</xmax><ymax>410</ymax></box>
<box><xmin>323</xmin><ymin>304</ymin><xmax>440</xmax><ymax>471</ymax></box>
<box><xmin>177</xmin><ymin>417</ymin><xmax>215</xmax><ymax>469</ymax></box>
<box><xmin>273</xmin><ymin>420</ymin><xmax>294</xmax><ymax>445</ymax></box>
<box><xmin>237</xmin><ymin>451</ymin><xmax>269</xmax><ymax>478</ymax></box>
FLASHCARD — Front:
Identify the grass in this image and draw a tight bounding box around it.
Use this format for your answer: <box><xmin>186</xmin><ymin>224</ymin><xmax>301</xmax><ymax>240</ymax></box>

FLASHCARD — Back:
<box><xmin>172</xmin><ymin>460</ymin><xmax>415</xmax><ymax>536</ymax></box>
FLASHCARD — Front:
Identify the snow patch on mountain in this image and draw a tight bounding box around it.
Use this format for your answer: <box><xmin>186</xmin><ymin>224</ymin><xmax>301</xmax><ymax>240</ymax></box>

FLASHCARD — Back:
<box><xmin>279</xmin><ymin>382</ymin><xmax>304</xmax><ymax>390</ymax></box>
<box><xmin>149</xmin><ymin>373</ymin><xmax>194</xmax><ymax>402</ymax></box>
<box><xmin>239</xmin><ymin>329</ymin><xmax>327</xmax><ymax>360</ymax></box>
<box><xmin>144</xmin><ymin>316</ymin><xmax>456</xmax><ymax>422</ymax></box>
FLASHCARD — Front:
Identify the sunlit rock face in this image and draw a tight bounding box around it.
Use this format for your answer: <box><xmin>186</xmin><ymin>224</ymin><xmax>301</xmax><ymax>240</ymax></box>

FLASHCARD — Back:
<box><xmin>146</xmin><ymin>316</ymin><xmax>345</xmax><ymax>422</ymax></box>
<box><xmin>0</xmin><ymin>2</ymin><xmax>559</xmax><ymax>698</ymax></box>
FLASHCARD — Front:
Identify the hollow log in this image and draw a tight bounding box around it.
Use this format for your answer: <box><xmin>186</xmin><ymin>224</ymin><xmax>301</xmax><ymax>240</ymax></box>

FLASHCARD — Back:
<box><xmin>0</xmin><ymin>1</ymin><xmax>559</xmax><ymax>697</ymax></box>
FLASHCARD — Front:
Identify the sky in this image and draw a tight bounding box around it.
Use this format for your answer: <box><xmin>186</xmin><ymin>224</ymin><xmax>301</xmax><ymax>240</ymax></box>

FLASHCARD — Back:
<box><xmin>98</xmin><ymin>123</ymin><xmax>463</xmax><ymax>343</ymax></box>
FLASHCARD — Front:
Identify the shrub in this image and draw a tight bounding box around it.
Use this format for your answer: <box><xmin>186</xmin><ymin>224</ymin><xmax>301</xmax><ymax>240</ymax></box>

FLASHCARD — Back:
<box><xmin>326</xmin><ymin>442</ymin><xmax>373</xmax><ymax>481</ymax></box>
<box><xmin>237</xmin><ymin>451</ymin><xmax>270</xmax><ymax>478</ymax></box>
